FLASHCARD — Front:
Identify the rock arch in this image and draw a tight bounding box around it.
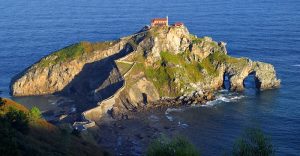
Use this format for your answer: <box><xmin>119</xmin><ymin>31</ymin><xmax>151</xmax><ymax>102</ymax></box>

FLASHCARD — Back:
<box><xmin>222</xmin><ymin>61</ymin><xmax>280</xmax><ymax>91</ymax></box>
<box><xmin>242</xmin><ymin>71</ymin><xmax>261</xmax><ymax>90</ymax></box>
<box><xmin>222</xmin><ymin>72</ymin><xmax>233</xmax><ymax>90</ymax></box>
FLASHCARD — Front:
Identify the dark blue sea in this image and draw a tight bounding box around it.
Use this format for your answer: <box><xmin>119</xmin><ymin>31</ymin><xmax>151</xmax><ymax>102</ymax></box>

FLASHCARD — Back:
<box><xmin>1</xmin><ymin>0</ymin><xmax>299</xmax><ymax>155</ymax></box>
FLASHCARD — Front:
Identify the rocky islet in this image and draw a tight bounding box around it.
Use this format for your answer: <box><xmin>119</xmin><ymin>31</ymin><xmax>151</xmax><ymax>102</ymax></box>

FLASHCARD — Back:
<box><xmin>10</xmin><ymin>25</ymin><xmax>280</xmax><ymax>122</ymax></box>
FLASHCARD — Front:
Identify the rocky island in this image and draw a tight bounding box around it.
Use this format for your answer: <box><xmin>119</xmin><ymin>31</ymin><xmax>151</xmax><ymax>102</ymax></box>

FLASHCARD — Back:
<box><xmin>10</xmin><ymin>22</ymin><xmax>280</xmax><ymax>123</ymax></box>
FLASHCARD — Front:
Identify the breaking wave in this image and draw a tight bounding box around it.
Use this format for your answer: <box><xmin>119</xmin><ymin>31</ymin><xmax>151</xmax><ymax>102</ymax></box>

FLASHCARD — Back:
<box><xmin>164</xmin><ymin>93</ymin><xmax>245</xmax><ymax>121</ymax></box>
<box><xmin>202</xmin><ymin>93</ymin><xmax>245</xmax><ymax>107</ymax></box>
<box><xmin>292</xmin><ymin>64</ymin><xmax>300</xmax><ymax>67</ymax></box>
<box><xmin>177</xmin><ymin>121</ymin><xmax>189</xmax><ymax>128</ymax></box>
<box><xmin>165</xmin><ymin>108</ymin><xmax>183</xmax><ymax>122</ymax></box>
<box><xmin>165</xmin><ymin>108</ymin><xmax>183</xmax><ymax>115</ymax></box>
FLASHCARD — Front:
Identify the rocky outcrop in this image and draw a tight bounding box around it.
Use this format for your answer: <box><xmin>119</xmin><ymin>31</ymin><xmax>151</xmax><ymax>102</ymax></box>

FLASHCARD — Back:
<box><xmin>135</xmin><ymin>26</ymin><xmax>191</xmax><ymax>66</ymax></box>
<box><xmin>221</xmin><ymin>59</ymin><xmax>280</xmax><ymax>91</ymax></box>
<box><xmin>10</xmin><ymin>39</ymin><xmax>131</xmax><ymax>97</ymax></box>
<box><xmin>10</xmin><ymin>25</ymin><xmax>280</xmax><ymax>122</ymax></box>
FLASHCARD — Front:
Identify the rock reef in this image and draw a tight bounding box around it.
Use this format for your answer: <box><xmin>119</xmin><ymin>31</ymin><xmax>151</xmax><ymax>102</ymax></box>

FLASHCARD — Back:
<box><xmin>10</xmin><ymin>25</ymin><xmax>280</xmax><ymax>122</ymax></box>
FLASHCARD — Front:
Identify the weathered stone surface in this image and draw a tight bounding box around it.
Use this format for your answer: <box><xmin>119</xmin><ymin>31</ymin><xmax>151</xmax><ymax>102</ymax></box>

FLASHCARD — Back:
<box><xmin>252</xmin><ymin>61</ymin><xmax>281</xmax><ymax>90</ymax></box>
<box><xmin>11</xmin><ymin>39</ymin><xmax>130</xmax><ymax>97</ymax></box>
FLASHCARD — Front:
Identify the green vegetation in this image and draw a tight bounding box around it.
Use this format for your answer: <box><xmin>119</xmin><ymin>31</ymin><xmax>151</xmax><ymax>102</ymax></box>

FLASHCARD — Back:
<box><xmin>29</xmin><ymin>106</ymin><xmax>41</xmax><ymax>121</ymax></box>
<box><xmin>0</xmin><ymin>98</ymin><xmax>108</xmax><ymax>156</ymax></box>
<box><xmin>115</xmin><ymin>61</ymin><xmax>134</xmax><ymax>76</ymax></box>
<box><xmin>127</xmin><ymin>48</ymin><xmax>248</xmax><ymax>97</ymax></box>
<box><xmin>232</xmin><ymin>128</ymin><xmax>275</xmax><ymax>156</ymax></box>
<box><xmin>198</xmin><ymin>56</ymin><xmax>218</xmax><ymax>76</ymax></box>
<box><xmin>4</xmin><ymin>107</ymin><xmax>30</xmax><ymax>134</ymax></box>
<box><xmin>208</xmin><ymin>51</ymin><xmax>248</xmax><ymax>68</ymax></box>
<box><xmin>147</xmin><ymin>128</ymin><xmax>274</xmax><ymax>156</ymax></box>
<box><xmin>191</xmin><ymin>37</ymin><xmax>204</xmax><ymax>44</ymax></box>
<box><xmin>198</xmin><ymin>51</ymin><xmax>249</xmax><ymax>77</ymax></box>
<box><xmin>38</xmin><ymin>41</ymin><xmax>116</xmax><ymax>67</ymax></box>
<box><xmin>0</xmin><ymin>117</ymin><xmax>20</xmax><ymax>155</ymax></box>
<box><xmin>143</xmin><ymin>51</ymin><xmax>204</xmax><ymax>96</ymax></box>
<box><xmin>147</xmin><ymin>136</ymin><xmax>200</xmax><ymax>156</ymax></box>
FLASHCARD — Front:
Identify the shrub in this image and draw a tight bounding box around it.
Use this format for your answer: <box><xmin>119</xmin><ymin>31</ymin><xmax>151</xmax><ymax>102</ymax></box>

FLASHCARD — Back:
<box><xmin>4</xmin><ymin>107</ymin><xmax>29</xmax><ymax>134</ymax></box>
<box><xmin>147</xmin><ymin>136</ymin><xmax>200</xmax><ymax>156</ymax></box>
<box><xmin>29</xmin><ymin>106</ymin><xmax>41</xmax><ymax>120</ymax></box>
<box><xmin>232</xmin><ymin>128</ymin><xmax>275</xmax><ymax>156</ymax></box>
<box><xmin>0</xmin><ymin>118</ymin><xmax>20</xmax><ymax>156</ymax></box>
<box><xmin>71</xmin><ymin>129</ymin><xmax>81</xmax><ymax>138</ymax></box>
<box><xmin>0</xmin><ymin>97</ymin><xmax>4</xmax><ymax>106</ymax></box>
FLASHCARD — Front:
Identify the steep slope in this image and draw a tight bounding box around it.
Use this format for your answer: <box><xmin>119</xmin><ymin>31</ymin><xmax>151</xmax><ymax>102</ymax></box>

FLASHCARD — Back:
<box><xmin>10</xmin><ymin>40</ymin><xmax>131</xmax><ymax>98</ymax></box>
<box><xmin>0</xmin><ymin>98</ymin><xmax>108</xmax><ymax>156</ymax></box>
<box><xmin>10</xmin><ymin>25</ymin><xmax>280</xmax><ymax>121</ymax></box>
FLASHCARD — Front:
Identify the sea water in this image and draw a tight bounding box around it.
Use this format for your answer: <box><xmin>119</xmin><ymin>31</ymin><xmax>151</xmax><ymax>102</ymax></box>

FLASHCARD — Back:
<box><xmin>0</xmin><ymin>0</ymin><xmax>299</xmax><ymax>155</ymax></box>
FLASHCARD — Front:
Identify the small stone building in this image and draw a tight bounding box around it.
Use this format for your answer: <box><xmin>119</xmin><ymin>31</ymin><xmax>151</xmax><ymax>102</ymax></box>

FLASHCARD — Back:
<box><xmin>151</xmin><ymin>16</ymin><xmax>169</xmax><ymax>27</ymax></box>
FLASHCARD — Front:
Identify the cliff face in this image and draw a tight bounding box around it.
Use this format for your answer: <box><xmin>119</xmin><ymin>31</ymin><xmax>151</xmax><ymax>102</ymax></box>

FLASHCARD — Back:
<box><xmin>10</xmin><ymin>25</ymin><xmax>280</xmax><ymax>121</ymax></box>
<box><xmin>11</xmin><ymin>39</ymin><xmax>131</xmax><ymax>99</ymax></box>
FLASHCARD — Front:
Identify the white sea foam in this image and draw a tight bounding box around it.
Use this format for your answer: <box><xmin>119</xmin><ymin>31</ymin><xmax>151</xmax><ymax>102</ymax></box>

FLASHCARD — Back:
<box><xmin>165</xmin><ymin>108</ymin><xmax>184</xmax><ymax>121</ymax></box>
<box><xmin>203</xmin><ymin>99</ymin><xmax>220</xmax><ymax>107</ymax></box>
<box><xmin>165</xmin><ymin>94</ymin><xmax>245</xmax><ymax>120</ymax></box>
<box><xmin>165</xmin><ymin>108</ymin><xmax>182</xmax><ymax>121</ymax></box>
<box><xmin>231</xmin><ymin>95</ymin><xmax>245</xmax><ymax>100</ymax></box>
<box><xmin>177</xmin><ymin>121</ymin><xmax>189</xmax><ymax>128</ymax></box>
<box><xmin>50</xmin><ymin>102</ymin><xmax>56</xmax><ymax>105</ymax></box>
<box><xmin>48</xmin><ymin>99</ymin><xmax>58</xmax><ymax>105</ymax></box>
<box><xmin>219</xmin><ymin>96</ymin><xmax>231</xmax><ymax>102</ymax></box>
<box><xmin>219</xmin><ymin>89</ymin><xmax>229</xmax><ymax>93</ymax></box>
<box><xmin>202</xmin><ymin>94</ymin><xmax>245</xmax><ymax>107</ymax></box>
<box><xmin>292</xmin><ymin>64</ymin><xmax>300</xmax><ymax>67</ymax></box>
<box><xmin>166</xmin><ymin>115</ymin><xmax>174</xmax><ymax>121</ymax></box>
<box><xmin>148</xmin><ymin>115</ymin><xmax>159</xmax><ymax>122</ymax></box>
<box><xmin>165</xmin><ymin>108</ymin><xmax>183</xmax><ymax>115</ymax></box>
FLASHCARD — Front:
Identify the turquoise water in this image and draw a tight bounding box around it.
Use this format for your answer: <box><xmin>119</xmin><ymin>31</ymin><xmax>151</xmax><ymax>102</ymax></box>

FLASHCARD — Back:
<box><xmin>1</xmin><ymin>0</ymin><xmax>300</xmax><ymax>155</ymax></box>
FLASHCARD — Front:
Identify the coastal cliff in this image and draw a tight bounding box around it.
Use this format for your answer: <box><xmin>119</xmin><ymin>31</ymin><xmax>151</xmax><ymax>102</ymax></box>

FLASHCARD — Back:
<box><xmin>11</xmin><ymin>25</ymin><xmax>280</xmax><ymax>121</ymax></box>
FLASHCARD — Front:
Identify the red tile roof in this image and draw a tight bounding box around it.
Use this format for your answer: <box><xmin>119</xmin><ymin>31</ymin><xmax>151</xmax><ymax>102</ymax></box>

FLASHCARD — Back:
<box><xmin>152</xmin><ymin>18</ymin><xmax>167</xmax><ymax>22</ymax></box>
<box><xmin>174</xmin><ymin>22</ymin><xmax>184</xmax><ymax>26</ymax></box>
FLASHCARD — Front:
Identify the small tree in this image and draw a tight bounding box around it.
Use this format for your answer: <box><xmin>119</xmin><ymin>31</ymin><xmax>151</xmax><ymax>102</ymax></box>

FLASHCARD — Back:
<box><xmin>0</xmin><ymin>97</ymin><xmax>4</xmax><ymax>106</ymax></box>
<box><xmin>147</xmin><ymin>136</ymin><xmax>200</xmax><ymax>156</ymax></box>
<box><xmin>232</xmin><ymin>128</ymin><xmax>275</xmax><ymax>156</ymax></box>
<box><xmin>5</xmin><ymin>107</ymin><xmax>29</xmax><ymax>134</ymax></box>
<box><xmin>29</xmin><ymin>106</ymin><xmax>41</xmax><ymax>120</ymax></box>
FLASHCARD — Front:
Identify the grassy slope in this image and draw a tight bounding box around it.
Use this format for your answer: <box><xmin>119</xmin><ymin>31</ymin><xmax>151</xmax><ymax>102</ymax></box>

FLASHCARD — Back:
<box><xmin>115</xmin><ymin>61</ymin><xmax>134</xmax><ymax>76</ymax></box>
<box><xmin>38</xmin><ymin>41</ymin><xmax>116</xmax><ymax>67</ymax></box>
<box><xmin>0</xmin><ymin>98</ymin><xmax>108</xmax><ymax>156</ymax></box>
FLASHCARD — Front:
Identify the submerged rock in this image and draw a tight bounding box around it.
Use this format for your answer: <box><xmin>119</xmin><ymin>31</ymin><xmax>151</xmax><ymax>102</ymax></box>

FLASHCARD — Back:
<box><xmin>10</xmin><ymin>25</ymin><xmax>280</xmax><ymax>122</ymax></box>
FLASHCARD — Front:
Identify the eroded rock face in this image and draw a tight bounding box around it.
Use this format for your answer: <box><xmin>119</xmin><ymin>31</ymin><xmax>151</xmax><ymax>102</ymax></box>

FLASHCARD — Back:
<box><xmin>11</xmin><ymin>39</ymin><xmax>130</xmax><ymax>97</ymax></box>
<box><xmin>10</xmin><ymin>25</ymin><xmax>280</xmax><ymax>122</ymax></box>
<box><xmin>137</xmin><ymin>26</ymin><xmax>191</xmax><ymax>66</ymax></box>
<box><xmin>252</xmin><ymin>61</ymin><xmax>281</xmax><ymax>90</ymax></box>
<box><xmin>220</xmin><ymin>59</ymin><xmax>281</xmax><ymax>91</ymax></box>
<box><xmin>127</xmin><ymin>78</ymin><xmax>160</xmax><ymax>104</ymax></box>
